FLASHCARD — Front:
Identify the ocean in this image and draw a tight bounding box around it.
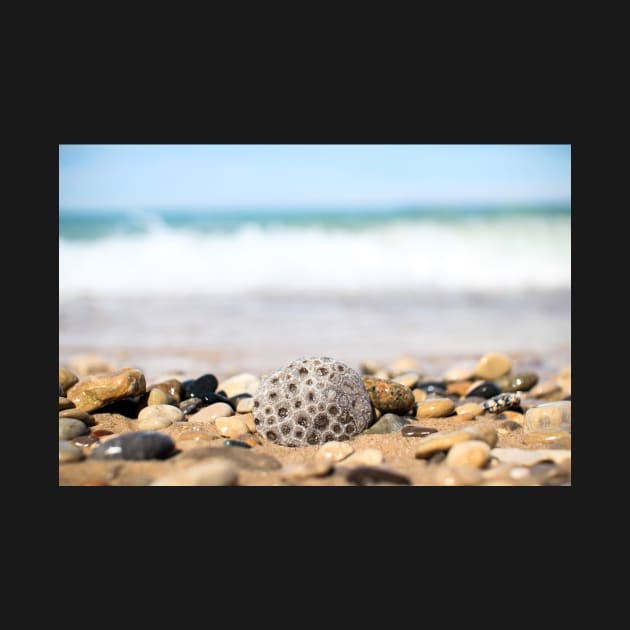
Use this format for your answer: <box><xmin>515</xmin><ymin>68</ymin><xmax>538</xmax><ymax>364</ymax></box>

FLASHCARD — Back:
<box><xmin>59</xmin><ymin>205</ymin><xmax>571</xmax><ymax>380</ymax></box>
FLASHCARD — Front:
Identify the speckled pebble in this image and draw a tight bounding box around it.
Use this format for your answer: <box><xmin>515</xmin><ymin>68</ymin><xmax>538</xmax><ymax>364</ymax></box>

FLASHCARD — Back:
<box><xmin>445</xmin><ymin>440</ymin><xmax>491</xmax><ymax>468</ymax></box>
<box><xmin>416</xmin><ymin>398</ymin><xmax>455</xmax><ymax>418</ymax></box>
<box><xmin>91</xmin><ymin>431</ymin><xmax>175</xmax><ymax>461</ymax></box>
<box><xmin>215</xmin><ymin>416</ymin><xmax>249</xmax><ymax>439</ymax></box>
<box><xmin>59</xmin><ymin>417</ymin><xmax>89</xmax><ymax>440</ymax></box>
<box><xmin>347</xmin><ymin>466</ymin><xmax>411</xmax><ymax>485</ymax></box>
<box><xmin>59</xmin><ymin>408</ymin><xmax>96</xmax><ymax>426</ymax></box>
<box><xmin>482</xmin><ymin>393</ymin><xmax>520</xmax><ymax>414</ymax></box>
<box><xmin>315</xmin><ymin>441</ymin><xmax>354</xmax><ymax>463</ymax></box>
<box><xmin>524</xmin><ymin>401</ymin><xmax>571</xmax><ymax>434</ymax></box>
<box><xmin>188</xmin><ymin>402</ymin><xmax>234</xmax><ymax>423</ymax></box>
<box><xmin>401</xmin><ymin>425</ymin><xmax>438</xmax><ymax>438</ymax></box>
<box><xmin>59</xmin><ymin>440</ymin><xmax>85</xmax><ymax>463</ymax></box>
<box><xmin>343</xmin><ymin>448</ymin><xmax>384</xmax><ymax>467</ymax></box>
<box><xmin>58</xmin><ymin>397</ymin><xmax>75</xmax><ymax>411</ymax></box>
<box><xmin>364</xmin><ymin>413</ymin><xmax>410</xmax><ymax>434</ymax></box>
<box><xmin>475</xmin><ymin>352</ymin><xmax>512</xmax><ymax>380</ymax></box>
<box><xmin>362</xmin><ymin>376</ymin><xmax>415</xmax><ymax>414</ymax></box>
<box><xmin>150</xmin><ymin>459</ymin><xmax>238</xmax><ymax>486</ymax></box>
<box><xmin>236</xmin><ymin>398</ymin><xmax>254</xmax><ymax>413</ymax></box>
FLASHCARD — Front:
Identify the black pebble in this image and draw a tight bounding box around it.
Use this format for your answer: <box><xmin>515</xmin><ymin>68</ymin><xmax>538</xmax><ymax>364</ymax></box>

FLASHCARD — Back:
<box><xmin>91</xmin><ymin>431</ymin><xmax>175</xmax><ymax>461</ymax></box>
<box><xmin>466</xmin><ymin>381</ymin><xmax>501</xmax><ymax>399</ymax></box>
<box><xmin>190</xmin><ymin>374</ymin><xmax>218</xmax><ymax>400</ymax></box>
<box><xmin>202</xmin><ymin>392</ymin><xmax>233</xmax><ymax>407</ymax></box>
<box><xmin>180</xmin><ymin>379</ymin><xmax>197</xmax><ymax>399</ymax></box>
<box><xmin>224</xmin><ymin>439</ymin><xmax>251</xmax><ymax>449</ymax></box>
<box><xmin>347</xmin><ymin>466</ymin><xmax>411</xmax><ymax>485</ymax></box>
<box><xmin>417</xmin><ymin>381</ymin><xmax>447</xmax><ymax>395</ymax></box>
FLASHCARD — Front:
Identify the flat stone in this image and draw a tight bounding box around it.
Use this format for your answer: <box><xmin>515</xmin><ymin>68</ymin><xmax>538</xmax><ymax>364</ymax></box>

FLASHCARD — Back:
<box><xmin>217</xmin><ymin>373</ymin><xmax>260</xmax><ymax>398</ymax></box>
<box><xmin>443</xmin><ymin>362</ymin><xmax>476</xmax><ymax>382</ymax></box>
<box><xmin>66</xmin><ymin>368</ymin><xmax>146</xmax><ymax>413</ymax></box>
<box><xmin>91</xmin><ymin>431</ymin><xmax>175</xmax><ymax>460</ymax></box>
<box><xmin>59</xmin><ymin>408</ymin><xmax>96</xmax><ymax>426</ymax></box>
<box><xmin>392</xmin><ymin>372</ymin><xmax>420</xmax><ymax>389</ymax></box>
<box><xmin>347</xmin><ymin>466</ymin><xmax>410</xmax><ymax>485</ymax></box>
<box><xmin>236</xmin><ymin>398</ymin><xmax>254</xmax><ymax>413</ymax></box>
<box><xmin>363</xmin><ymin>413</ymin><xmax>410</xmax><ymax>434</ymax></box>
<box><xmin>362</xmin><ymin>376</ymin><xmax>415</xmax><ymax>414</ymax></box>
<box><xmin>387</xmin><ymin>356</ymin><xmax>422</xmax><ymax>377</ymax></box>
<box><xmin>401</xmin><ymin>425</ymin><xmax>438</xmax><ymax>438</ymax></box>
<box><xmin>490</xmin><ymin>447</ymin><xmax>571</xmax><ymax>466</ymax></box>
<box><xmin>431</xmin><ymin>465</ymin><xmax>483</xmax><ymax>486</ymax></box>
<box><xmin>59</xmin><ymin>367</ymin><xmax>79</xmax><ymax>392</ymax></box>
<box><xmin>500</xmin><ymin>372</ymin><xmax>538</xmax><ymax>393</ymax></box>
<box><xmin>465</xmin><ymin>380</ymin><xmax>501</xmax><ymax>399</ymax></box>
<box><xmin>412</xmin><ymin>389</ymin><xmax>427</xmax><ymax>404</ymax></box>
<box><xmin>147</xmin><ymin>388</ymin><xmax>174</xmax><ymax>406</ymax></box>
<box><xmin>475</xmin><ymin>353</ymin><xmax>512</xmax><ymax>380</ymax></box>
<box><xmin>188</xmin><ymin>402</ymin><xmax>234</xmax><ymax>423</ymax></box>
<box><xmin>445</xmin><ymin>440</ymin><xmax>491</xmax><ymax>468</ymax></box>
<box><xmin>137</xmin><ymin>404</ymin><xmax>183</xmax><ymax>430</ymax></box>
<box><xmin>455</xmin><ymin>402</ymin><xmax>484</xmax><ymax>416</ymax></box>
<box><xmin>58</xmin><ymin>397</ymin><xmax>75</xmax><ymax>411</ymax></box>
<box><xmin>215</xmin><ymin>416</ymin><xmax>249</xmax><ymax>439</ymax></box>
<box><xmin>343</xmin><ymin>448</ymin><xmax>384</xmax><ymax>467</ymax></box>
<box><xmin>315</xmin><ymin>441</ymin><xmax>354</xmax><ymax>463</ymax></box>
<box><xmin>415</xmin><ymin>423</ymin><xmax>498</xmax><ymax>458</ymax></box>
<box><xmin>416</xmin><ymin>398</ymin><xmax>455</xmax><ymax>419</ymax></box>
<box><xmin>181</xmin><ymin>446</ymin><xmax>281</xmax><ymax>470</ymax></box>
<box><xmin>59</xmin><ymin>417</ymin><xmax>89</xmax><ymax>440</ymax></box>
<box><xmin>59</xmin><ymin>440</ymin><xmax>85</xmax><ymax>463</ymax></box>
<box><xmin>150</xmin><ymin>379</ymin><xmax>182</xmax><ymax>403</ymax></box>
<box><xmin>179</xmin><ymin>397</ymin><xmax>204</xmax><ymax>415</ymax></box>
<box><xmin>150</xmin><ymin>459</ymin><xmax>238</xmax><ymax>486</ymax></box>
<box><xmin>524</xmin><ymin>401</ymin><xmax>571</xmax><ymax>434</ymax></box>
<box><xmin>281</xmin><ymin>460</ymin><xmax>333</xmax><ymax>481</ymax></box>
<box><xmin>482</xmin><ymin>393</ymin><xmax>520</xmax><ymax>414</ymax></box>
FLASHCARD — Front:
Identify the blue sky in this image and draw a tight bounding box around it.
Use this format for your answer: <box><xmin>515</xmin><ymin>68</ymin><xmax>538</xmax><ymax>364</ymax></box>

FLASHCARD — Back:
<box><xmin>59</xmin><ymin>144</ymin><xmax>571</xmax><ymax>210</ymax></box>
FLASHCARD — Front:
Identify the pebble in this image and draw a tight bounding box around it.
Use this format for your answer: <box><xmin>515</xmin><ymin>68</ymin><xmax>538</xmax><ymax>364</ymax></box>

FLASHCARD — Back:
<box><xmin>475</xmin><ymin>352</ymin><xmax>512</xmax><ymax>379</ymax></box>
<box><xmin>137</xmin><ymin>404</ymin><xmax>183</xmax><ymax>430</ymax></box>
<box><xmin>236</xmin><ymin>397</ymin><xmax>254</xmax><ymax>413</ymax></box>
<box><xmin>150</xmin><ymin>459</ymin><xmax>238</xmax><ymax>486</ymax></box>
<box><xmin>412</xmin><ymin>388</ymin><xmax>427</xmax><ymax>404</ymax></box>
<box><xmin>188</xmin><ymin>373</ymin><xmax>219</xmax><ymax>403</ymax></box>
<box><xmin>91</xmin><ymin>429</ymin><xmax>114</xmax><ymax>437</ymax></box>
<box><xmin>392</xmin><ymin>372</ymin><xmax>420</xmax><ymax>389</ymax></box>
<box><xmin>445</xmin><ymin>440</ymin><xmax>491</xmax><ymax>468</ymax></box>
<box><xmin>180</xmin><ymin>379</ymin><xmax>196</xmax><ymax>399</ymax></box>
<box><xmin>59</xmin><ymin>417</ymin><xmax>89</xmax><ymax>440</ymax></box>
<box><xmin>364</xmin><ymin>413</ymin><xmax>410</xmax><ymax>434</ymax></box>
<box><xmin>58</xmin><ymin>397</ymin><xmax>75</xmax><ymax>411</ymax></box>
<box><xmin>179</xmin><ymin>397</ymin><xmax>204</xmax><ymax>415</ymax></box>
<box><xmin>217</xmin><ymin>373</ymin><xmax>260</xmax><ymax>398</ymax></box>
<box><xmin>465</xmin><ymin>380</ymin><xmax>501</xmax><ymax>399</ymax></box>
<box><xmin>387</xmin><ymin>356</ymin><xmax>422</xmax><ymax>377</ymax></box>
<box><xmin>524</xmin><ymin>429</ymin><xmax>571</xmax><ymax>445</ymax></box>
<box><xmin>147</xmin><ymin>388</ymin><xmax>174</xmax><ymax>406</ymax></box>
<box><xmin>188</xmin><ymin>402</ymin><xmax>234</xmax><ymax>423</ymax></box>
<box><xmin>361</xmin><ymin>376</ymin><xmax>415</xmax><ymax>414</ymax></box>
<box><xmin>446</xmin><ymin>381</ymin><xmax>472</xmax><ymax>396</ymax></box>
<box><xmin>59</xmin><ymin>367</ymin><xmax>79</xmax><ymax>392</ymax></box>
<box><xmin>59</xmin><ymin>408</ymin><xmax>96</xmax><ymax>426</ymax></box>
<box><xmin>181</xmin><ymin>446</ymin><xmax>281</xmax><ymax>470</ymax></box>
<box><xmin>414</xmin><ymin>424</ymin><xmax>498</xmax><ymax>459</ymax></box>
<box><xmin>443</xmin><ymin>362</ymin><xmax>476</xmax><ymax>382</ymax></box>
<box><xmin>59</xmin><ymin>440</ymin><xmax>85</xmax><ymax>463</ymax></box>
<box><xmin>343</xmin><ymin>448</ymin><xmax>384</xmax><ymax>467</ymax></box>
<box><xmin>215</xmin><ymin>416</ymin><xmax>249</xmax><ymax>439</ymax></box>
<box><xmin>455</xmin><ymin>402</ymin><xmax>484</xmax><ymax>416</ymax></box>
<box><xmin>150</xmin><ymin>379</ymin><xmax>182</xmax><ymax>402</ymax></box>
<box><xmin>347</xmin><ymin>466</ymin><xmax>411</xmax><ymax>485</ymax></box>
<box><xmin>499</xmin><ymin>372</ymin><xmax>538</xmax><ymax>393</ymax></box>
<box><xmin>416</xmin><ymin>398</ymin><xmax>455</xmax><ymax>418</ymax></box>
<box><xmin>315</xmin><ymin>441</ymin><xmax>354</xmax><ymax>463</ymax></box>
<box><xmin>71</xmin><ymin>435</ymin><xmax>100</xmax><ymax>448</ymax></box>
<box><xmin>523</xmin><ymin>401</ymin><xmax>571</xmax><ymax>434</ymax></box>
<box><xmin>91</xmin><ymin>431</ymin><xmax>175</xmax><ymax>460</ymax></box>
<box><xmin>66</xmin><ymin>367</ymin><xmax>146</xmax><ymax>412</ymax></box>
<box><xmin>281</xmin><ymin>460</ymin><xmax>332</xmax><ymax>481</ymax></box>
<box><xmin>482</xmin><ymin>393</ymin><xmax>520</xmax><ymax>414</ymax></box>
<box><xmin>431</xmin><ymin>465</ymin><xmax>483</xmax><ymax>486</ymax></box>
<box><xmin>224</xmin><ymin>439</ymin><xmax>252</xmax><ymax>449</ymax></box>
<box><xmin>401</xmin><ymin>425</ymin><xmax>438</xmax><ymax>438</ymax></box>
<box><xmin>490</xmin><ymin>447</ymin><xmax>571</xmax><ymax>466</ymax></box>
<box><xmin>453</xmin><ymin>412</ymin><xmax>475</xmax><ymax>422</ymax></box>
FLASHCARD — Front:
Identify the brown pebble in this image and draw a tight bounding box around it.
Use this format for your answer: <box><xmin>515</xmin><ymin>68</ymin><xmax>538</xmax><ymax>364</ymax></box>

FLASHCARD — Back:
<box><xmin>453</xmin><ymin>412</ymin><xmax>475</xmax><ymax>422</ymax></box>
<box><xmin>151</xmin><ymin>379</ymin><xmax>181</xmax><ymax>403</ymax></box>
<box><xmin>475</xmin><ymin>353</ymin><xmax>512</xmax><ymax>380</ymax></box>
<box><xmin>59</xmin><ymin>408</ymin><xmax>96</xmax><ymax>426</ymax></box>
<box><xmin>412</xmin><ymin>389</ymin><xmax>427</xmax><ymax>404</ymax></box>
<box><xmin>59</xmin><ymin>367</ymin><xmax>79</xmax><ymax>392</ymax></box>
<box><xmin>401</xmin><ymin>425</ymin><xmax>438</xmax><ymax>438</ymax></box>
<box><xmin>58</xmin><ymin>397</ymin><xmax>75</xmax><ymax>411</ymax></box>
<box><xmin>91</xmin><ymin>429</ymin><xmax>114</xmax><ymax>437</ymax></box>
<box><xmin>416</xmin><ymin>398</ymin><xmax>455</xmax><ymax>418</ymax></box>
<box><xmin>455</xmin><ymin>402</ymin><xmax>484</xmax><ymax>416</ymax></box>
<box><xmin>147</xmin><ymin>388</ymin><xmax>174</xmax><ymax>406</ymax></box>
<box><xmin>446</xmin><ymin>381</ymin><xmax>472</xmax><ymax>396</ymax></box>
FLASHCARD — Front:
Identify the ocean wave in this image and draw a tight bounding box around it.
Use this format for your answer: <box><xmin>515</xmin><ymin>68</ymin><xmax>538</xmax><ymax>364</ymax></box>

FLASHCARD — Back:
<box><xmin>59</xmin><ymin>217</ymin><xmax>571</xmax><ymax>296</ymax></box>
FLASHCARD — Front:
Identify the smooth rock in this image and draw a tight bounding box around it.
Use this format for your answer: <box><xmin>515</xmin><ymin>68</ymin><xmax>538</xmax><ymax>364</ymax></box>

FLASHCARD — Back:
<box><xmin>453</xmin><ymin>412</ymin><xmax>475</xmax><ymax>422</ymax></box>
<box><xmin>362</xmin><ymin>377</ymin><xmax>415</xmax><ymax>414</ymax></box>
<box><xmin>387</xmin><ymin>356</ymin><xmax>421</xmax><ymax>377</ymax></box>
<box><xmin>59</xmin><ymin>440</ymin><xmax>85</xmax><ymax>463</ymax></box>
<box><xmin>416</xmin><ymin>398</ymin><xmax>455</xmax><ymax>419</ymax></box>
<box><xmin>91</xmin><ymin>429</ymin><xmax>114</xmax><ymax>437</ymax></box>
<box><xmin>446</xmin><ymin>381</ymin><xmax>473</xmax><ymax>396</ymax></box>
<box><xmin>215</xmin><ymin>416</ymin><xmax>249</xmax><ymax>439</ymax></box>
<box><xmin>401</xmin><ymin>425</ymin><xmax>438</xmax><ymax>438</ymax></box>
<box><xmin>58</xmin><ymin>396</ymin><xmax>75</xmax><ymax>411</ymax></box>
<box><xmin>555</xmin><ymin>366</ymin><xmax>571</xmax><ymax>397</ymax></box>
<box><xmin>412</xmin><ymin>389</ymin><xmax>427</xmax><ymax>404</ymax></box>
<box><xmin>364</xmin><ymin>413</ymin><xmax>409</xmax><ymax>434</ymax></box>
<box><xmin>491</xmin><ymin>447</ymin><xmax>571</xmax><ymax>466</ymax></box>
<box><xmin>415</xmin><ymin>423</ymin><xmax>498</xmax><ymax>458</ymax></box>
<box><xmin>455</xmin><ymin>402</ymin><xmax>484</xmax><ymax>416</ymax></box>
<box><xmin>147</xmin><ymin>388</ymin><xmax>174</xmax><ymax>406</ymax></box>
<box><xmin>179</xmin><ymin>397</ymin><xmax>204</xmax><ymax>415</ymax></box>
<box><xmin>58</xmin><ymin>408</ymin><xmax>96</xmax><ymax>426</ymax></box>
<box><xmin>343</xmin><ymin>448</ymin><xmax>384</xmax><ymax>467</ymax></box>
<box><xmin>59</xmin><ymin>367</ymin><xmax>79</xmax><ymax>392</ymax></box>
<box><xmin>150</xmin><ymin>459</ymin><xmax>238</xmax><ymax>486</ymax></box>
<box><xmin>475</xmin><ymin>352</ymin><xmax>512</xmax><ymax>379</ymax></box>
<box><xmin>315</xmin><ymin>441</ymin><xmax>354</xmax><ymax>463</ymax></box>
<box><xmin>524</xmin><ymin>429</ymin><xmax>571</xmax><ymax>445</ymax></box>
<box><xmin>137</xmin><ymin>404</ymin><xmax>183</xmax><ymax>430</ymax></box>
<box><xmin>281</xmin><ymin>460</ymin><xmax>332</xmax><ymax>481</ymax></box>
<box><xmin>66</xmin><ymin>368</ymin><xmax>146</xmax><ymax>413</ymax></box>
<box><xmin>392</xmin><ymin>372</ymin><xmax>420</xmax><ymax>389</ymax></box>
<box><xmin>549</xmin><ymin>435</ymin><xmax>571</xmax><ymax>449</ymax></box>
<box><xmin>347</xmin><ymin>466</ymin><xmax>410</xmax><ymax>485</ymax></box>
<box><xmin>445</xmin><ymin>440</ymin><xmax>491</xmax><ymax>468</ymax></box>
<box><xmin>180</xmin><ymin>379</ymin><xmax>196</xmax><ymax>399</ymax></box>
<box><xmin>217</xmin><ymin>373</ymin><xmax>260</xmax><ymax>398</ymax></box>
<box><xmin>91</xmin><ymin>431</ymin><xmax>175</xmax><ymax>460</ymax></box>
<box><xmin>236</xmin><ymin>397</ymin><xmax>254</xmax><ymax>413</ymax></box>
<box><xmin>465</xmin><ymin>380</ymin><xmax>501</xmax><ymax>399</ymax></box>
<box><xmin>482</xmin><ymin>393</ymin><xmax>520</xmax><ymax>414</ymax></box>
<box><xmin>500</xmin><ymin>372</ymin><xmax>538</xmax><ymax>393</ymax></box>
<box><xmin>151</xmin><ymin>379</ymin><xmax>182</xmax><ymax>403</ymax></box>
<box><xmin>189</xmin><ymin>374</ymin><xmax>219</xmax><ymax>403</ymax></box>
<box><xmin>524</xmin><ymin>401</ymin><xmax>571</xmax><ymax>434</ymax></box>
<box><xmin>59</xmin><ymin>417</ymin><xmax>89</xmax><ymax>440</ymax></box>
<box><xmin>181</xmin><ymin>446</ymin><xmax>281</xmax><ymax>470</ymax></box>
<box><xmin>188</xmin><ymin>402</ymin><xmax>234</xmax><ymax>423</ymax></box>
